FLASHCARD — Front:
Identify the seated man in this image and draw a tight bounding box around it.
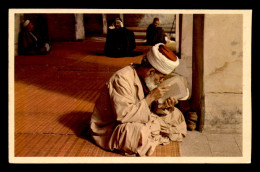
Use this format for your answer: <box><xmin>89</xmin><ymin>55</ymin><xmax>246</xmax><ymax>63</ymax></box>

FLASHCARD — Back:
<box><xmin>146</xmin><ymin>18</ymin><xmax>166</xmax><ymax>46</ymax></box>
<box><xmin>18</xmin><ymin>20</ymin><xmax>51</xmax><ymax>55</ymax></box>
<box><xmin>90</xmin><ymin>43</ymin><xmax>187</xmax><ymax>156</ymax></box>
<box><xmin>104</xmin><ymin>18</ymin><xmax>136</xmax><ymax>57</ymax></box>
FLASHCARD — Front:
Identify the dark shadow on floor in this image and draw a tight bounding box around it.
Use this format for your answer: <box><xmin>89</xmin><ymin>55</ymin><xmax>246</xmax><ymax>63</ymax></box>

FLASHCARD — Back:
<box><xmin>58</xmin><ymin>111</ymin><xmax>123</xmax><ymax>156</ymax></box>
<box><xmin>89</xmin><ymin>50</ymin><xmax>106</xmax><ymax>56</ymax></box>
<box><xmin>58</xmin><ymin>111</ymin><xmax>93</xmax><ymax>141</ymax></box>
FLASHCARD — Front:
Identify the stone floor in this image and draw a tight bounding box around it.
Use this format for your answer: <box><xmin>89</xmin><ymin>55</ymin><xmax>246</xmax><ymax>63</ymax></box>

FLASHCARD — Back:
<box><xmin>180</xmin><ymin>131</ymin><xmax>242</xmax><ymax>157</ymax></box>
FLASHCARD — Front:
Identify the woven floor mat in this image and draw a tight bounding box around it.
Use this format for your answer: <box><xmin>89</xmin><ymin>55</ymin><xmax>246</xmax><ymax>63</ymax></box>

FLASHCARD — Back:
<box><xmin>13</xmin><ymin>40</ymin><xmax>181</xmax><ymax>157</ymax></box>
<box><xmin>15</xmin><ymin>133</ymin><xmax>180</xmax><ymax>157</ymax></box>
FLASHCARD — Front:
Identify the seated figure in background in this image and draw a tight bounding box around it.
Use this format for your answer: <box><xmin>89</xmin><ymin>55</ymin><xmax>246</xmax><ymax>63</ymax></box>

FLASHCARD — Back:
<box><xmin>104</xmin><ymin>18</ymin><xmax>136</xmax><ymax>57</ymax></box>
<box><xmin>18</xmin><ymin>20</ymin><xmax>51</xmax><ymax>55</ymax></box>
<box><xmin>146</xmin><ymin>17</ymin><xmax>166</xmax><ymax>46</ymax></box>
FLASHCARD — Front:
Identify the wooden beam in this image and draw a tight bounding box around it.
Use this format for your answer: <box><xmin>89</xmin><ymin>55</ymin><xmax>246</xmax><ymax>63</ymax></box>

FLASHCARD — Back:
<box><xmin>191</xmin><ymin>14</ymin><xmax>205</xmax><ymax>132</ymax></box>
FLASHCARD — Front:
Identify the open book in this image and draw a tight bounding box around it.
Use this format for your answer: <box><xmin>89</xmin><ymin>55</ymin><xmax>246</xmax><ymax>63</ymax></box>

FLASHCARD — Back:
<box><xmin>158</xmin><ymin>76</ymin><xmax>188</xmax><ymax>104</ymax></box>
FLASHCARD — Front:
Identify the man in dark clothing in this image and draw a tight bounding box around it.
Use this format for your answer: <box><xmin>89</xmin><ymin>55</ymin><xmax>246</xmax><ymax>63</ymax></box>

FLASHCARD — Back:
<box><xmin>146</xmin><ymin>18</ymin><xmax>166</xmax><ymax>46</ymax></box>
<box><xmin>104</xmin><ymin>18</ymin><xmax>136</xmax><ymax>57</ymax></box>
<box><xmin>18</xmin><ymin>20</ymin><xmax>51</xmax><ymax>55</ymax></box>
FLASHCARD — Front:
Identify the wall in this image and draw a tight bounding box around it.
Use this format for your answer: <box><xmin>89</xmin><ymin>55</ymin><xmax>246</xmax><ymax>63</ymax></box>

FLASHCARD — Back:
<box><xmin>46</xmin><ymin>14</ymin><xmax>76</xmax><ymax>41</ymax></box>
<box><xmin>123</xmin><ymin>14</ymin><xmax>176</xmax><ymax>31</ymax></box>
<box><xmin>82</xmin><ymin>13</ymin><xmax>176</xmax><ymax>34</ymax></box>
<box><xmin>203</xmin><ymin>14</ymin><xmax>243</xmax><ymax>133</ymax></box>
<box><xmin>84</xmin><ymin>14</ymin><xmax>104</xmax><ymax>36</ymax></box>
<box><xmin>175</xmin><ymin>14</ymin><xmax>193</xmax><ymax>93</ymax></box>
<box><xmin>14</xmin><ymin>14</ymin><xmax>24</xmax><ymax>56</ymax></box>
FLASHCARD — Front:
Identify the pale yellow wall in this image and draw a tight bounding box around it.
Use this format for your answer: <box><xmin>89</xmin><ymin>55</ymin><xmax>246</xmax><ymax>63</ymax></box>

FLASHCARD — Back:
<box><xmin>175</xmin><ymin>14</ymin><xmax>193</xmax><ymax>93</ymax></box>
<box><xmin>203</xmin><ymin>14</ymin><xmax>243</xmax><ymax>133</ymax></box>
<box><xmin>14</xmin><ymin>14</ymin><xmax>24</xmax><ymax>56</ymax></box>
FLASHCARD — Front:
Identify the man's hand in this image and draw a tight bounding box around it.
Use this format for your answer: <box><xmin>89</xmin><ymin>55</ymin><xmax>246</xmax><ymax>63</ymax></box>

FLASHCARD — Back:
<box><xmin>145</xmin><ymin>85</ymin><xmax>170</xmax><ymax>106</ymax></box>
<box><xmin>160</xmin><ymin>96</ymin><xmax>178</xmax><ymax>110</ymax></box>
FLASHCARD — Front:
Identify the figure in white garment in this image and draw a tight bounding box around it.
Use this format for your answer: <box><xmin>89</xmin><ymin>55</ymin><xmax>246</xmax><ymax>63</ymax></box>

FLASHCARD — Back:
<box><xmin>90</xmin><ymin>43</ymin><xmax>188</xmax><ymax>156</ymax></box>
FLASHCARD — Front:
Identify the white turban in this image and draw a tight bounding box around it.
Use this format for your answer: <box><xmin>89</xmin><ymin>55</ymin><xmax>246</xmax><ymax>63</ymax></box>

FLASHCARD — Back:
<box><xmin>23</xmin><ymin>20</ymin><xmax>30</xmax><ymax>28</ymax></box>
<box><xmin>114</xmin><ymin>18</ymin><xmax>124</xmax><ymax>27</ymax></box>
<box><xmin>146</xmin><ymin>43</ymin><xmax>179</xmax><ymax>75</ymax></box>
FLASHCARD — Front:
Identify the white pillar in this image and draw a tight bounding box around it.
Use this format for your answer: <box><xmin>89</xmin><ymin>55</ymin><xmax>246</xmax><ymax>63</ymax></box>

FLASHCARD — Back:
<box><xmin>75</xmin><ymin>14</ymin><xmax>85</xmax><ymax>40</ymax></box>
<box><xmin>15</xmin><ymin>14</ymin><xmax>24</xmax><ymax>56</ymax></box>
<box><xmin>120</xmin><ymin>13</ymin><xmax>124</xmax><ymax>23</ymax></box>
<box><xmin>102</xmin><ymin>14</ymin><xmax>107</xmax><ymax>34</ymax></box>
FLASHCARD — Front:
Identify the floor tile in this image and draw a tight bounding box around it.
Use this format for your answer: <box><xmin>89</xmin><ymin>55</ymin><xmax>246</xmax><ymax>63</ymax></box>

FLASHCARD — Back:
<box><xmin>180</xmin><ymin>131</ymin><xmax>243</xmax><ymax>157</ymax></box>
<box><xmin>180</xmin><ymin>131</ymin><xmax>212</xmax><ymax>157</ymax></box>
<box><xmin>206</xmin><ymin>134</ymin><xmax>242</xmax><ymax>157</ymax></box>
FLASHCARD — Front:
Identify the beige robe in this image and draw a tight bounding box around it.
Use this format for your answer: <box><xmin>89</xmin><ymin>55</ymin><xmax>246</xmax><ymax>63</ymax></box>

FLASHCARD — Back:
<box><xmin>90</xmin><ymin>65</ymin><xmax>187</xmax><ymax>156</ymax></box>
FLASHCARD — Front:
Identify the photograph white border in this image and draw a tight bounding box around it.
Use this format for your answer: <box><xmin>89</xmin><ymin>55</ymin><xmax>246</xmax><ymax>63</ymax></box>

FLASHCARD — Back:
<box><xmin>8</xmin><ymin>9</ymin><xmax>252</xmax><ymax>164</ymax></box>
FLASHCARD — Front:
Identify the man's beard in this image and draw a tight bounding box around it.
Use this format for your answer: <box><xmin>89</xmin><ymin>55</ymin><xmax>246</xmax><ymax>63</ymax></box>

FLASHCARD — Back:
<box><xmin>144</xmin><ymin>75</ymin><xmax>160</xmax><ymax>91</ymax></box>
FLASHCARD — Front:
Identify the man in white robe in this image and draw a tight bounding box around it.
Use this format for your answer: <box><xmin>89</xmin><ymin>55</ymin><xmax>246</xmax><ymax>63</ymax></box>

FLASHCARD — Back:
<box><xmin>90</xmin><ymin>43</ymin><xmax>187</xmax><ymax>156</ymax></box>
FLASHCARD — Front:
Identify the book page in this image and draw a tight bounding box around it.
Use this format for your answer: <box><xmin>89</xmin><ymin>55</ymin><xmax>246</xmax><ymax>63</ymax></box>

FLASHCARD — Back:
<box><xmin>158</xmin><ymin>76</ymin><xmax>187</xmax><ymax>103</ymax></box>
